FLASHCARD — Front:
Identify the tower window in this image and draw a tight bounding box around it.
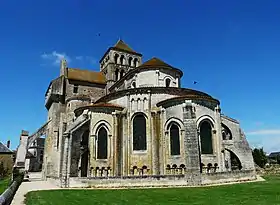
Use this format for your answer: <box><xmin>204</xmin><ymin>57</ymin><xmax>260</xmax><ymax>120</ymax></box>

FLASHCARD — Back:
<box><xmin>114</xmin><ymin>54</ymin><xmax>119</xmax><ymax>64</ymax></box>
<box><xmin>132</xmin><ymin>81</ymin><xmax>136</xmax><ymax>88</ymax></box>
<box><xmin>165</xmin><ymin>78</ymin><xmax>171</xmax><ymax>87</ymax></box>
<box><xmin>133</xmin><ymin>58</ymin><xmax>138</xmax><ymax>67</ymax></box>
<box><xmin>73</xmin><ymin>85</ymin><xmax>78</xmax><ymax>93</ymax></box>
<box><xmin>128</xmin><ymin>57</ymin><xmax>133</xmax><ymax>66</ymax></box>
<box><xmin>120</xmin><ymin>55</ymin><xmax>125</xmax><ymax>65</ymax></box>
<box><xmin>120</xmin><ymin>70</ymin><xmax>125</xmax><ymax>78</ymax></box>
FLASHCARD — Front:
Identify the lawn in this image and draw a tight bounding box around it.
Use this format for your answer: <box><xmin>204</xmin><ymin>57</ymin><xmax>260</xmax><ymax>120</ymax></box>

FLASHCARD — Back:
<box><xmin>25</xmin><ymin>176</ymin><xmax>280</xmax><ymax>205</ymax></box>
<box><xmin>0</xmin><ymin>177</ymin><xmax>10</xmax><ymax>194</ymax></box>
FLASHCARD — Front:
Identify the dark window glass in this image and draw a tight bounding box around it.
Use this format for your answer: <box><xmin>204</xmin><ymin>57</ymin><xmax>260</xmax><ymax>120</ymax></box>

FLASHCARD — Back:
<box><xmin>165</xmin><ymin>78</ymin><xmax>171</xmax><ymax>87</ymax></box>
<box><xmin>133</xmin><ymin>115</ymin><xmax>147</xmax><ymax>150</ymax></box>
<box><xmin>170</xmin><ymin>124</ymin><xmax>180</xmax><ymax>155</ymax></box>
<box><xmin>200</xmin><ymin>121</ymin><xmax>213</xmax><ymax>154</ymax></box>
<box><xmin>97</xmin><ymin>127</ymin><xmax>108</xmax><ymax>159</ymax></box>
<box><xmin>73</xmin><ymin>85</ymin><xmax>78</xmax><ymax>93</ymax></box>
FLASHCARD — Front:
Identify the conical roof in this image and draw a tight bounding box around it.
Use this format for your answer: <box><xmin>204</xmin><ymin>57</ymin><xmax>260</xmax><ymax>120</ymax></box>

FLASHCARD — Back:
<box><xmin>139</xmin><ymin>57</ymin><xmax>173</xmax><ymax>68</ymax></box>
<box><xmin>113</xmin><ymin>39</ymin><xmax>135</xmax><ymax>53</ymax></box>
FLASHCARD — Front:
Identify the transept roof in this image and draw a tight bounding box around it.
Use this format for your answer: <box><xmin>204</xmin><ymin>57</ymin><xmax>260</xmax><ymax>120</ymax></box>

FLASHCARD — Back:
<box><xmin>67</xmin><ymin>68</ymin><xmax>106</xmax><ymax>85</ymax></box>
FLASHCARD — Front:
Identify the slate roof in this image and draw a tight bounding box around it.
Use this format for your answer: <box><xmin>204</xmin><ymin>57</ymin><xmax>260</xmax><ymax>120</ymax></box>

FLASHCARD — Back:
<box><xmin>268</xmin><ymin>152</ymin><xmax>280</xmax><ymax>158</ymax></box>
<box><xmin>0</xmin><ymin>142</ymin><xmax>12</xmax><ymax>153</ymax></box>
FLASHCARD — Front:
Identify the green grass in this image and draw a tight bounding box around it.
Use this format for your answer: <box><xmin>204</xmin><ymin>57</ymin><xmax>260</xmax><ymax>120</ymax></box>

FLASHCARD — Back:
<box><xmin>25</xmin><ymin>176</ymin><xmax>280</xmax><ymax>205</ymax></box>
<box><xmin>0</xmin><ymin>177</ymin><xmax>11</xmax><ymax>194</ymax></box>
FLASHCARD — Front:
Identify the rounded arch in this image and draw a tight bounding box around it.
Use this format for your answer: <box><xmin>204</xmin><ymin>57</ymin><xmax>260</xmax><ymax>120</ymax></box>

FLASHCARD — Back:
<box><xmin>164</xmin><ymin>117</ymin><xmax>184</xmax><ymax>131</ymax></box>
<box><xmin>165</xmin><ymin>78</ymin><xmax>171</xmax><ymax>87</ymax></box>
<box><xmin>222</xmin><ymin>123</ymin><xmax>233</xmax><ymax>140</ymax></box>
<box><xmin>92</xmin><ymin>120</ymin><xmax>112</xmax><ymax>136</ymax></box>
<box><xmin>199</xmin><ymin>119</ymin><xmax>214</xmax><ymax>154</ymax></box>
<box><xmin>131</xmin><ymin>112</ymin><xmax>147</xmax><ymax>151</ymax></box>
<box><xmin>131</xmin><ymin>112</ymin><xmax>148</xmax><ymax>121</ymax></box>
<box><xmin>225</xmin><ymin>148</ymin><xmax>243</xmax><ymax>170</ymax></box>
<box><xmin>133</xmin><ymin>58</ymin><xmax>138</xmax><ymax>67</ymax></box>
<box><xmin>196</xmin><ymin>115</ymin><xmax>215</xmax><ymax>129</ymax></box>
<box><xmin>128</xmin><ymin>56</ymin><xmax>133</xmax><ymax>66</ymax></box>
<box><xmin>97</xmin><ymin>126</ymin><xmax>108</xmax><ymax>159</ymax></box>
<box><xmin>120</xmin><ymin>55</ymin><xmax>125</xmax><ymax>65</ymax></box>
<box><xmin>114</xmin><ymin>53</ymin><xmax>119</xmax><ymax>64</ymax></box>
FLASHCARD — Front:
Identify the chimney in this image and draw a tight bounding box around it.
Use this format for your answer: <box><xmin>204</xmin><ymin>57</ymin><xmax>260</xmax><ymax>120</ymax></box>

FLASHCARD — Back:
<box><xmin>7</xmin><ymin>140</ymin><xmax>10</xmax><ymax>148</ymax></box>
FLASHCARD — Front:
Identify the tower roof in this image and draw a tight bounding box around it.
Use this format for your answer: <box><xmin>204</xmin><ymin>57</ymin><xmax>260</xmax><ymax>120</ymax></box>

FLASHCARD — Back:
<box><xmin>113</xmin><ymin>39</ymin><xmax>135</xmax><ymax>53</ymax></box>
<box><xmin>99</xmin><ymin>39</ymin><xmax>142</xmax><ymax>63</ymax></box>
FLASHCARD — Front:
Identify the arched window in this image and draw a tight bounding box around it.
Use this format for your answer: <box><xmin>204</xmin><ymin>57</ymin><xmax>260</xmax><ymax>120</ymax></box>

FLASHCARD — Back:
<box><xmin>120</xmin><ymin>55</ymin><xmax>125</xmax><ymax>65</ymax></box>
<box><xmin>115</xmin><ymin>69</ymin><xmax>119</xmax><ymax>81</ymax></box>
<box><xmin>114</xmin><ymin>54</ymin><xmax>119</xmax><ymax>64</ymax></box>
<box><xmin>132</xmin><ymin>81</ymin><xmax>136</xmax><ymax>88</ymax></box>
<box><xmin>200</xmin><ymin>121</ymin><xmax>213</xmax><ymax>154</ymax></box>
<box><xmin>222</xmin><ymin>123</ymin><xmax>233</xmax><ymax>140</ymax></box>
<box><xmin>120</xmin><ymin>70</ymin><xmax>125</xmax><ymax>78</ymax></box>
<box><xmin>133</xmin><ymin>114</ymin><xmax>147</xmax><ymax>150</ymax></box>
<box><xmin>133</xmin><ymin>58</ymin><xmax>138</xmax><ymax>67</ymax></box>
<box><xmin>169</xmin><ymin>124</ymin><xmax>180</xmax><ymax>155</ymax></box>
<box><xmin>165</xmin><ymin>78</ymin><xmax>171</xmax><ymax>87</ymax></box>
<box><xmin>97</xmin><ymin>127</ymin><xmax>108</xmax><ymax>159</ymax></box>
<box><xmin>128</xmin><ymin>57</ymin><xmax>133</xmax><ymax>66</ymax></box>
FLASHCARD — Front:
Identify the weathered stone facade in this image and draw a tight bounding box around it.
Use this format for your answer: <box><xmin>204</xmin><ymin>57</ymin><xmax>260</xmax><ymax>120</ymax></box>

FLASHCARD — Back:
<box><xmin>42</xmin><ymin>39</ymin><xmax>256</xmax><ymax>187</ymax></box>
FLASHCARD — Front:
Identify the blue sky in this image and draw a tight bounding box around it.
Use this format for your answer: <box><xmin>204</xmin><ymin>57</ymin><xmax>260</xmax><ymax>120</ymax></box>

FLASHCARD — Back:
<box><xmin>0</xmin><ymin>0</ymin><xmax>280</xmax><ymax>153</ymax></box>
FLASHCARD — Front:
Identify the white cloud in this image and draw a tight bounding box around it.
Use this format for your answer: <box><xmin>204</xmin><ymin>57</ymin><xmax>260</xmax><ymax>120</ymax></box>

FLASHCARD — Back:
<box><xmin>246</xmin><ymin>129</ymin><xmax>280</xmax><ymax>135</ymax></box>
<box><xmin>247</xmin><ymin>135</ymin><xmax>280</xmax><ymax>154</ymax></box>
<box><xmin>41</xmin><ymin>51</ymin><xmax>71</xmax><ymax>66</ymax></box>
<box><xmin>41</xmin><ymin>51</ymin><xmax>97</xmax><ymax>66</ymax></box>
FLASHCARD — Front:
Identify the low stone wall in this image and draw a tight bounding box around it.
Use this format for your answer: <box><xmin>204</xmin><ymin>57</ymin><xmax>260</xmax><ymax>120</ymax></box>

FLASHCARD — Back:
<box><xmin>0</xmin><ymin>175</ymin><xmax>23</xmax><ymax>205</ymax></box>
<box><xmin>65</xmin><ymin>170</ymin><xmax>257</xmax><ymax>188</ymax></box>
<box><xmin>201</xmin><ymin>170</ymin><xmax>257</xmax><ymax>185</ymax></box>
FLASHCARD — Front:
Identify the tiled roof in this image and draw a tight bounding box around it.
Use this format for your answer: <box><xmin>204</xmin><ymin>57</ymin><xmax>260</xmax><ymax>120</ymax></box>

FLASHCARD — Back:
<box><xmin>67</xmin><ymin>68</ymin><xmax>106</xmax><ymax>85</ymax></box>
<box><xmin>0</xmin><ymin>142</ymin><xmax>12</xmax><ymax>153</ymax></box>
<box><xmin>113</xmin><ymin>39</ymin><xmax>135</xmax><ymax>53</ymax></box>
<box><xmin>138</xmin><ymin>57</ymin><xmax>173</xmax><ymax>68</ymax></box>
<box><xmin>137</xmin><ymin>57</ymin><xmax>183</xmax><ymax>76</ymax></box>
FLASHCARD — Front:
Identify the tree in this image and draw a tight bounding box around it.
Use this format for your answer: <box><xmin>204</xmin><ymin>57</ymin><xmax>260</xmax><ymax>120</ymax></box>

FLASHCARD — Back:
<box><xmin>0</xmin><ymin>162</ymin><xmax>8</xmax><ymax>179</ymax></box>
<box><xmin>252</xmin><ymin>147</ymin><xmax>267</xmax><ymax>168</ymax></box>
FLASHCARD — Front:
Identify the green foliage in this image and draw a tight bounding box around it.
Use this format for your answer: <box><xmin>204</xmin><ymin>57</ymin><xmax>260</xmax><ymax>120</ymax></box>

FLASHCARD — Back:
<box><xmin>252</xmin><ymin>147</ymin><xmax>268</xmax><ymax>168</ymax></box>
<box><xmin>25</xmin><ymin>176</ymin><xmax>280</xmax><ymax>205</ymax></box>
<box><xmin>0</xmin><ymin>162</ymin><xmax>8</xmax><ymax>179</ymax></box>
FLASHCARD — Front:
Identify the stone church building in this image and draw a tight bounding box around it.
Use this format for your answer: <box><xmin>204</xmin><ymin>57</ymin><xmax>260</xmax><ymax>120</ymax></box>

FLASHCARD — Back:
<box><xmin>43</xmin><ymin>40</ymin><xmax>256</xmax><ymax>187</ymax></box>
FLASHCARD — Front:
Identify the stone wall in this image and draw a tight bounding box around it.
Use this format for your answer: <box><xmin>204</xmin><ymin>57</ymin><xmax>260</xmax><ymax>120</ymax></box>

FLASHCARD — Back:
<box><xmin>63</xmin><ymin>170</ymin><xmax>256</xmax><ymax>188</ymax></box>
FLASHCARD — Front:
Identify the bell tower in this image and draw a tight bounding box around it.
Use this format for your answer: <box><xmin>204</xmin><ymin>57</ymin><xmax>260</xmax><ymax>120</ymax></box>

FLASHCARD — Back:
<box><xmin>99</xmin><ymin>39</ymin><xmax>142</xmax><ymax>93</ymax></box>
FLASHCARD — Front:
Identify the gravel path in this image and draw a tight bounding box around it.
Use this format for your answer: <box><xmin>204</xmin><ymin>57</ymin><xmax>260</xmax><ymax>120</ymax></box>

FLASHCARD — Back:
<box><xmin>11</xmin><ymin>173</ymin><xmax>60</xmax><ymax>205</ymax></box>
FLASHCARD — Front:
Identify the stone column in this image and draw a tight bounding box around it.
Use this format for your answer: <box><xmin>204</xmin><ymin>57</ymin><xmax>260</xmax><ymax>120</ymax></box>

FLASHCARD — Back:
<box><xmin>160</xmin><ymin>109</ymin><xmax>166</xmax><ymax>175</ymax></box>
<box><xmin>61</xmin><ymin>133</ymin><xmax>70</xmax><ymax>188</ymax></box>
<box><xmin>151</xmin><ymin>111</ymin><xmax>160</xmax><ymax>175</ymax></box>
<box><xmin>214</xmin><ymin>105</ymin><xmax>223</xmax><ymax>172</ymax></box>
<box><xmin>183</xmin><ymin>101</ymin><xmax>201</xmax><ymax>174</ymax></box>
<box><xmin>122</xmin><ymin>113</ymin><xmax>128</xmax><ymax>176</ymax></box>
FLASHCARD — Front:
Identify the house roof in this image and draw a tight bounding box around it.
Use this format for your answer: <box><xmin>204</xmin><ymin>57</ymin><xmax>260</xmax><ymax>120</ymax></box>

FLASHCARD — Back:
<box><xmin>113</xmin><ymin>39</ymin><xmax>135</xmax><ymax>53</ymax></box>
<box><xmin>269</xmin><ymin>152</ymin><xmax>280</xmax><ymax>158</ymax></box>
<box><xmin>67</xmin><ymin>68</ymin><xmax>106</xmax><ymax>85</ymax></box>
<box><xmin>0</xmin><ymin>142</ymin><xmax>12</xmax><ymax>153</ymax></box>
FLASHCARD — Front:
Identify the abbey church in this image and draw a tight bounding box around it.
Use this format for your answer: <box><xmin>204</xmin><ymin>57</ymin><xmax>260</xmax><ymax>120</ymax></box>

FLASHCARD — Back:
<box><xmin>43</xmin><ymin>40</ymin><xmax>256</xmax><ymax>187</ymax></box>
